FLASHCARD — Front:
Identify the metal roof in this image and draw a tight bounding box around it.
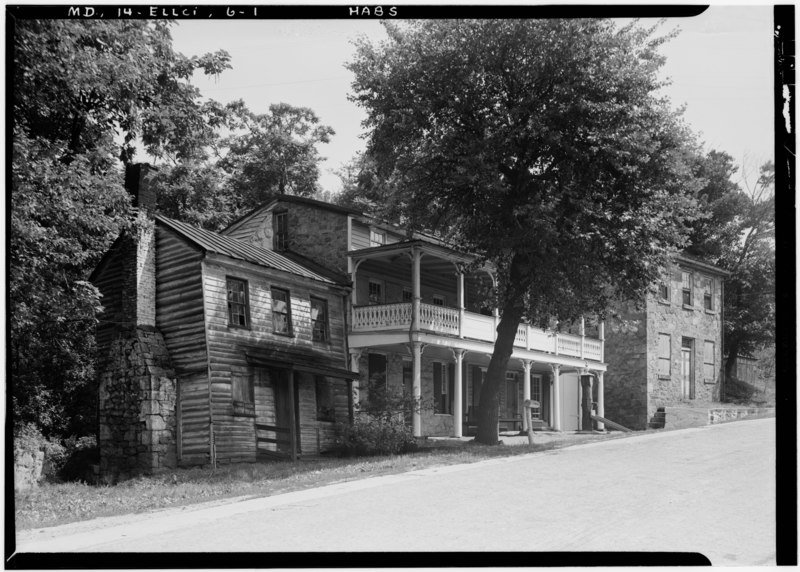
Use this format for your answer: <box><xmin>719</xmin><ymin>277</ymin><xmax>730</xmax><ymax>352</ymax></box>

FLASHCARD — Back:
<box><xmin>155</xmin><ymin>215</ymin><xmax>338</xmax><ymax>285</ymax></box>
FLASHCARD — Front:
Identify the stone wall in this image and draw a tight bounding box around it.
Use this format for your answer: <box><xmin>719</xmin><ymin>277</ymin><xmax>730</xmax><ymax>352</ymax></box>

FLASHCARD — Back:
<box><xmin>98</xmin><ymin>328</ymin><xmax>177</xmax><ymax>483</ymax></box>
<box><xmin>645</xmin><ymin>264</ymin><xmax>723</xmax><ymax>420</ymax></box>
<box><xmin>603</xmin><ymin>300</ymin><xmax>650</xmax><ymax>430</ymax></box>
<box><xmin>14</xmin><ymin>450</ymin><xmax>44</xmax><ymax>492</ymax></box>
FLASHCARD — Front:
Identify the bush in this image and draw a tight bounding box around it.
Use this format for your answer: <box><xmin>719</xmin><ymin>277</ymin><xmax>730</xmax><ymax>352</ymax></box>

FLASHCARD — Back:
<box><xmin>335</xmin><ymin>416</ymin><xmax>418</xmax><ymax>457</ymax></box>
<box><xmin>58</xmin><ymin>435</ymin><xmax>99</xmax><ymax>482</ymax></box>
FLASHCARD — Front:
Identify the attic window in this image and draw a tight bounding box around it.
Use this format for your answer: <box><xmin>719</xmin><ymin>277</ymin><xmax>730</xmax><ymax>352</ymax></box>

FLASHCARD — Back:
<box><xmin>274</xmin><ymin>211</ymin><xmax>288</xmax><ymax>251</ymax></box>
<box><xmin>369</xmin><ymin>229</ymin><xmax>386</xmax><ymax>247</ymax></box>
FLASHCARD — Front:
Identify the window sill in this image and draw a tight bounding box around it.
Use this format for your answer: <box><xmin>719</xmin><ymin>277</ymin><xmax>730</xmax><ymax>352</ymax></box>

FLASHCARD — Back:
<box><xmin>657</xmin><ymin>375</ymin><xmax>671</xmax><ymax>380</ymax></box>
<box><xmin>434</xmin><ymin>413</ymin><xmax>453</xmax><ymax>417</ymax></box>
<box><xmin>703</xmin><ymin>379</ymin><xmax>717</xmax><ymax>385</ymax></box>
<box><xmin>682</xmin><ymin>304</ymin><xmax>695</xmax><ymax>311</ymax></box>
<box><xmin>273</xmin><ymin>331</ymin><xmax>294</xmax><ymax>338</ymax></box>
<box><xmin>704</xmin><ymin>309</ymin><xmax>717</xmax><ymax>315</ymax></box>
<box><xmin>657</xmin><ymin>300</ymin><xmax>671</xmax><ymax>306</ymax></box>
<box><xmin>228</xmin><ymin>324</ymin><xmax>251</xmax><ymax>331</ymax></box>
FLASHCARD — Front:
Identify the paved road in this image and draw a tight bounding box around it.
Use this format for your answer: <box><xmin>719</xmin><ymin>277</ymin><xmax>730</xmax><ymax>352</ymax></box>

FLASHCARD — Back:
<box><xmin>17</xmin><ymin>418</ymin><xmax>775</xmax><ymax>565</ymax></box>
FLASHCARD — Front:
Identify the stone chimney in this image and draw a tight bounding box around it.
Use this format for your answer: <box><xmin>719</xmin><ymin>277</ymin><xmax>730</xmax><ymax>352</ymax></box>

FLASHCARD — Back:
<box><xmin>98</xmin><ymin>163</ymin><xmax>177</xmax><ymax>483</ymax></box>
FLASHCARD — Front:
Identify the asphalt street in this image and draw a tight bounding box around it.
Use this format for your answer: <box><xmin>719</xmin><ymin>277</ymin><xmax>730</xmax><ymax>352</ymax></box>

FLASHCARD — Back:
<box><xmin>16</xmin><ymin>418</ymin><xmax>776</xmax><ymax>565</ymax></box>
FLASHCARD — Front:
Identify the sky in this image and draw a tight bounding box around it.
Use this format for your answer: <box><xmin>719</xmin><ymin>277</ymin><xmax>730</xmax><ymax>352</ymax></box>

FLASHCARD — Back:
<box><xmin>169</xmin><ymin>5</ymin><xmax>775</xmax><ymax>194</ymax></box>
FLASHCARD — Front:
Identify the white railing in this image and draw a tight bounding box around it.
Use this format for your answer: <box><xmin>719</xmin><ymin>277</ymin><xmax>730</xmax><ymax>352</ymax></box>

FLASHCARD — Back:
<box><xmin>419</xmin><ymin>303</ymin><xmax>459</xmax><ymax>335</ymax></box>
<box><xmin>351</xmin><ymin>303</ymin><xmax>603</xmax><ymax>362</ymax></box>
<box><xmin>352</xmin><ymin>302</ymin><xmax>412</xmax><ymax>331</ymax></box>
<box><xmin>557</xmin><ymin>333</ymin><xmax>582</xmax><ymax>357</ymax></box>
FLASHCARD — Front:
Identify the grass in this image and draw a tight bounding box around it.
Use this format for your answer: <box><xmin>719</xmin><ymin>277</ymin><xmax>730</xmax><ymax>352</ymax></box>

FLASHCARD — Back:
<box><xmin>15</xmin><ymin>435</ymin><xmax>606</xmax><ymax>532</ymax></box>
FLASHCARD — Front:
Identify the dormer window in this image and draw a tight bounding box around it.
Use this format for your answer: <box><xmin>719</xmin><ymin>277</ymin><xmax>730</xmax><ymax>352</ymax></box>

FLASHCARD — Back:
<box><xmin>273</xmin><ymin>211</ymin><xmax>288</xmax><ymax>251</ymax></box>
<box><xmin>369</xmin><ymin>229</ymin><xmax>386</xmax><ymax>247</ymax></box>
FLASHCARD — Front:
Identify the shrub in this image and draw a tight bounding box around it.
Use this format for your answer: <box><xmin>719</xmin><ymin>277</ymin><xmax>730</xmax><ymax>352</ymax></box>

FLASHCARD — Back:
<box><xmin>335</xmin><ymin>415</ymin><xmax>418</xmax><ymax>457</ymax></box>
<box><xmin>58</xmin><ymin>435</ymin><xmax>99</xmax><ymax>482</ymax></box>
<box><xmin>14</xmin><ymin>423</ymin><xmax>66</xmax><ymax>479</ymax></box>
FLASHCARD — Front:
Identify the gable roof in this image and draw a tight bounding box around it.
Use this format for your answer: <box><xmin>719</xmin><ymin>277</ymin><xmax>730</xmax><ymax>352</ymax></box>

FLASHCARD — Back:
<box><xmin>156</xmin><ymin>215</ymin><xmax>345</xmax><ymax>286</ymax></box>
<box><xmin>221</xmin><ymin>195</ymin><xmax>361</xmax><ymax>237</ymax></box>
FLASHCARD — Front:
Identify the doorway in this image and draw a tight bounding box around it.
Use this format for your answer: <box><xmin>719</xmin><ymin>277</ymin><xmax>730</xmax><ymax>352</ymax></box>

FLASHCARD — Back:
<box><xmin>681</xmin><ymin>338</ymin><xmax>695</xmax><ymax>400</ymax></box>
<box><xmin>273</xmin><ymin>368</ymin><xmax>301</xmax><ymax>455</ymax></box>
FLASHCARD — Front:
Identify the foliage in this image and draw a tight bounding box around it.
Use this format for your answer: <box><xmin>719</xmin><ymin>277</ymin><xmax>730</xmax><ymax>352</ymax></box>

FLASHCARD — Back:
<box><xmin>219</xmin><ymin>102</ymin><xmax>335</xmax><ymax>212</ymax></box>
<box><xmin>348</xmin><ymin>19</ymin><xmax>702</xmax><ymax>443</ymax></box>
<box><xmin>11</xmin><ymin>19</ymin><xmax>230</xmax><ymax>435</ymax></box>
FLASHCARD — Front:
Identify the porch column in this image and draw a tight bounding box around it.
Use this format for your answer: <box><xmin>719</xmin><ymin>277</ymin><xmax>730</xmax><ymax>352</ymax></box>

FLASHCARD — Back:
<box><xmin>412</xmin><ymin>248</ymin><xmax>422</xmax><ymax>333</ymax></box>
<box><xmin>520</xmin><ymin>359</ymin><xmax>532</xmax><ymax>432</ymax></box>
<box><xmin>580</xmin><ymin>316</ymin><xmax>585</xmax><ymax>359</ymax></box>
<box><xmin>599</xmin><ymin>320</ymin><xmax>605</xmax><ymax>362</ymax></box>
<box><xmin>456</xmin><ymin>267</ymin><xmax>465</xmax><ymax>338</ymax></box>
<box><xmin>412</xmin><ymin>341</ymin><xmax>423</xmax><ymax>437</ymax></box>
<box><xmin>349</xmin><ymin>349</ymin><xmax>362</xmax><ymax>413</ymax></box>
<box><xmin>596</xmin><ymin>371</ymin><xmax>605</xmax><ymax>431</ymax></box>
<box><xmin>451</xmin><ymin>348</ymin><xmax>465</xmax><ymax>437</ymax></box>
<box><xmin>551</xmin><ymin>363</ymin><xmax>562</xmax><ymax>431</ymax></box>
<box><xmin>350</xmin><ymin>258</ymin><xmax>363</xmax><ymax>307</ymax></box>
<box><xmin>289</xmin><ymin>371</ymin><xmax>298</xmax><ymax>461</ymax></box>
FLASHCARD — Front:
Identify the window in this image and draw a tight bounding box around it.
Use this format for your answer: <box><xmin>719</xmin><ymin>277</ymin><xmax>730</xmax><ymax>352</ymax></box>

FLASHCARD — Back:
<box><xmin>232</xmin><ymin>373</ymin><xmax>254</xmax><ymax>416</ymax></box>
<box><xmin>402</xmin><ymin>288</ymin><xmax>413</xmax><ymax>303</ymax></box>
<box><xmin>703</xmin><ymin>278</ymin><xmax>714</xmax><ymax>311</ymax></box>
<box><xmin>271</xmin><ymin>287</ymin><xmax>292</xmax><ymax>335</ymax></box>
<box><xmin>402</xmin><ymin>360</ymin><xmax>413</xmax><ymax>425</ymax></box>
<box><xmin>433</xmin><ymin>362</ymin><xmax>454</xmax><ymax>414</ymax></box>
<box><xmin>369</xmin><ymin>229</ymin><xmax>386</xmax><ymax>247</ymax></box>
<box><xmin>227</xmin><ymin>278</ymin><xmax>249</xmax><ymax>328</ymax></box>
<box><xmin>658</xmin><ymin>282</ymin><xmax>669</xmax><ymax>303</ymax></box>
<box><xmin>432</xmin><ymin>294</ymin><xmax>446</xmax><ymax>306</ymax></box>
<box><xmin>531</xmin><ymin>375</ymin><xmax>542</xmax><ymax>420</ymax></box>
<box><xmin>703</xmin><ymin>341</ymin><xmax>715</xmax><ymax>382</ymax></box>
<box><xmin>658</xmin><ymin>333</ymin><xmax>671</xmax><ymax>377</ymax></box>
<box><xmin>681</xmin><ymin>271</ymin><xmax>693</xmax><ymax>306</ymax></box>
<box><xmin>315</xmin><ymin>376</ymin><xmax>336</xmax><ymax>422</ymax></box>
<box><xmin>368</xmin><ymin>280</ymin><xmax>383</xmax><ymax>305</ymax></box>
<box><xmin>273</xmin><ymin>211</ymin><xmax>288</xmax><ymax>251</ymax></box>
<box><xmin>311</xmin><ymin>297</ymin><xmax>329</xmax><ymax>342</ymax></box>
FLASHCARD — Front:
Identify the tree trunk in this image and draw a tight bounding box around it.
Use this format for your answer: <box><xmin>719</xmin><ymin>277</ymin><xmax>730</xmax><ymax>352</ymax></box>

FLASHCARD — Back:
<box><xmin>475</xmin><ymin>301</ymin><xmax>524</xmax><ymax>445</ymax></box>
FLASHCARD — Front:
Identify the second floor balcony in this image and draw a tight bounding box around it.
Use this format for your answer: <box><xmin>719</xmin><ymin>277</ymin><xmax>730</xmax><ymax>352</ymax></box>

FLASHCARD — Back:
<box><xmin>351</xmin><ymin>301</ymin><xmax>603</xmax><ymax>362</ymax></box>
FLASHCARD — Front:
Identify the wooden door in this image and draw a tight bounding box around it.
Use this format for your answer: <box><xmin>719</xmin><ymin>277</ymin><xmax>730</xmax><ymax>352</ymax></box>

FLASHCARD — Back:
<box><xmin>559</xmin><ymin>372</ymin><xmax>580</xmax><ymax>431</ymax></box>
<box><xmin>273</xmin><ymin>369</ymin><xmax>301</xmax><ymax>455</ymax></box>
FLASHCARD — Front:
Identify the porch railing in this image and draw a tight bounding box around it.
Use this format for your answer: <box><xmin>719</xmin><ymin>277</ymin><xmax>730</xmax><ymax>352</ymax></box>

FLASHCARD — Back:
<box><xmin>352</xmin><ymin>302</ymin><xmax>603</xmax><ymax>362</ymax></box>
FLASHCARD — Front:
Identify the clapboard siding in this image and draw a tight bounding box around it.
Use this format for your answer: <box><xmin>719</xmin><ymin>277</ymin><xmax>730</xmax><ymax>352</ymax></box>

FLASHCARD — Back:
<box><xmin>178</xmin><ymin>373</ymin><xmax>210</xmax><ymax>465</ymax></box>
<box><xmin>93</xmin><ymin>248</ymin><xmax>125</xmax><ymax>359</ymax></box>
<box><xmin>156</xmin><ymin>227</ymin><xmax>207</xmax><ymax>375</ymax></box>
<box><xmin>202</xmin><ymin>257</ymin><xmax>350</xmax><ymax>461</ymax></box>
<box><xmin>223</xmin><ymin>208</ymin><xmax>272</xmax><ymax>242</ymax></box>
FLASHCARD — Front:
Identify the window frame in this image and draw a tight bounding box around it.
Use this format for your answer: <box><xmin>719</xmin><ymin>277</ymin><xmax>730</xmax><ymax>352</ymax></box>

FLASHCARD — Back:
<box><xmin>273</xmin><ymin>210</ymin><xmax>289</xmax><ymax>251</ymax></box>
<box><xmin>530</xmin><ymin>375</ymin><xmax>543</xmax><ymax>420</ymax></box>
<box><xmin>369</xmin><ymin>228</ymin><xmax>386</xmax><ymax>248</ymax></box>
<box><xmin>271</xmin><ymin>287</ymin><xmax>293</xmax><ymax>336</ymax></box>
<box><xmin>433</xmin><ymin>362</ymin><xmax>454</xmax><ymax>415</ymax></box>
<box><xmin>432</xmin><ymin>294</ymin><xmax>446</xmax><ymax>307</ymax></box>
<box><xmin>703</xmin><ymin>278</ymin><xmax>714</xmax><ymax>311</ymax></box>
<box><xmin>681</xmin><ymin>270</ymin><xmax>693</xmax><ymax>308</ymax></box>
<box><xmin>703</xmin><ymin>340</ymin><xmax>716</xmax><ymax>383</ymax></box>
<box><xmin>657</xmin><ymin>333</ymin><xmax>671</xmax><ymax>378</ymax></box>
<box><xmin>402</xmin><ymin>288</ymin><xmax>413</xmax><ymax>303</ymax></box>
<box><xmin>310</xmin><ymin>296</ymin><xmax>330</xmax><ymax>343</ymax></box>
<box><xmin>657</xmin><ymin>282</ymin><xmax>670</xmax><ymax>304</ymax></box>
<box><xmin>226</xmin><ymin>277</ymin><xmax>250</xmax><ymax>329</ymax></box>
<box><xmin>368</xmin><ymin>279</ymin><xmax>384</xmax><ymax>305</ymax></box>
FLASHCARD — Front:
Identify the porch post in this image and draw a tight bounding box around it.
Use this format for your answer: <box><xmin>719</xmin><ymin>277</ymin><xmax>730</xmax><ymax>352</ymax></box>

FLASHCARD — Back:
<box><xmin>349</xmin><ymin>349</ymin><xmax>362</xmax><ymax>412</ymax></box>
<box><xmin>350</xmin><ymin>258</ymin><xmax>363</xmax><ymax>307</ymax></box>
<box><xmin>412</xmin><ymin>341</ymin><xmax>423</xmax><ymax>437</ymax></box>
<box><xmin>451</xmin><ymin>348</ymin><xmax>465</xmax><ymax>437</ymax></box>
<box><xmin>599</xmin><ymin>320</ymin><xmax>605</xmax><ymax>362</ymax></box>
<box><xmin>288</xmin><ymin>370</ymin><xmax>298</xmax><ymax>461</ymax></box>
<box><xmin>551</xmin><ymin>363</ymin><xmax>562</xmax><ymax>431</ymax></box>
<box><xmin>580</xmin><ymin>316</ymin><xmax>585</xmax><ymax>359</ymax></box>
<box><xmin>596</xmin><ymin>371</ymin><xmax>605</xmax><ymax>431</ymax></box>
<box><xmin>520</xmin><ymin>359</ymin><xmax>532</xmax><ymax>432</ymax></box>
<box><xmin>412</xmin><ymin>248</ymin><xmax>422</xmax><ymax>332</ymax></box>
<box><xmin>456</xmin><ymin>268</ymin><xmax>465</xmax><ymax>338</ymax></box>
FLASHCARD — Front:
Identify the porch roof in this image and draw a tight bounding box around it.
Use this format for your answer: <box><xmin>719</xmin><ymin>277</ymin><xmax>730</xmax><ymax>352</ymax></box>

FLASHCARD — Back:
<box><xmin>348</xmin><ymin>238</ymin><xmax>482</xmax><ymax>267</ymax></box>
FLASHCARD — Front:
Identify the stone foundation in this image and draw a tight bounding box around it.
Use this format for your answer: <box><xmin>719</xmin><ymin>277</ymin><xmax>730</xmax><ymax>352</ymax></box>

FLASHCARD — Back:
<box><xmin>663</xmin><ymin>406</ymin><xmax>775</xmax><ymax>430</ymax></box>
<box><xmin>98</xmin><ymin>328</ymin><xmax>177</xmax><ymax>483</ymax></box>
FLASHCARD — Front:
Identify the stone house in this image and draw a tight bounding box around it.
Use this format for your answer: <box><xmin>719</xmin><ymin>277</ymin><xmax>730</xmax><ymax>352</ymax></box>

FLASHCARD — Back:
<box><xmin>91</xmin><ymin>166</ymin><xmax>354</xmax><ymax>481</ymax></box>
<box><xmin>603</xmin><ymin>255</ymin><xmax>729</xmax><ymax>430</ymax></box>
<box><xmin>222</xmin><ymin>195</ymin><xmax>608</xmax><ymax>437</ymax></box>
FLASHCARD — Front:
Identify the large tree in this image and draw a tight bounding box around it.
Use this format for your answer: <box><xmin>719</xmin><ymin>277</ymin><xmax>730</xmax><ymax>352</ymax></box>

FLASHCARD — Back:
<box><xmin>349</xmin><ymin>19</ymin><xmax>702</xmax><ymax>443</ymax></box>
<box><xmin>11</xmin><ymin>19</ymin><xmax>230</xmax><ymax>434</ymax></box>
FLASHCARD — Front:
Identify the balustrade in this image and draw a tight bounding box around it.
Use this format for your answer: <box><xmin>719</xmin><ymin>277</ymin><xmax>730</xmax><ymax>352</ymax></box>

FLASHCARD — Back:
<box><xmin>352</xmin><ymin>303</ymin><xmax>603</xmax><ymax>362</ymax></box>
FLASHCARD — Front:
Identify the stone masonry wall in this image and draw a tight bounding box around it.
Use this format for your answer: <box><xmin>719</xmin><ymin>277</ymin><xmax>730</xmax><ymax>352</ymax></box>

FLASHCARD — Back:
<box><xmin>645</xmin><ymin>266</ymin><xmax>723</xmax><ymax>421</ymax></box>
<box><xmin>603</xmin><ymin>300</ymin><xmax>650</xmax><ymax>430</ymax></box>
<box><xmin>98</xmin><ymin>328</ymin><xmax>177</xmax><ymax>483</ymax></box>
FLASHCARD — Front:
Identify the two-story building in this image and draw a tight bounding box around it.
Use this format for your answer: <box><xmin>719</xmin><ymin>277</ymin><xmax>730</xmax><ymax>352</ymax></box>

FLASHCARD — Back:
<box><xmin>92</xmin><ymin>167</ymin><xmax>354</xmax><ymax>481</ymax></box>
<box><xmin>222</xmin><ymin>195</ymin><xmax>609</xmax><ymax>438</ymax></box>
<box><xmin>603</xmin><ymin>255</ymin><xmax>729</xmax><ymax>430</ymax></box>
